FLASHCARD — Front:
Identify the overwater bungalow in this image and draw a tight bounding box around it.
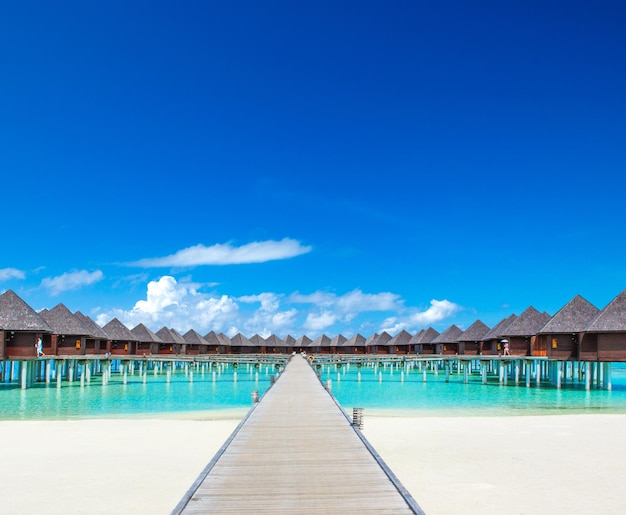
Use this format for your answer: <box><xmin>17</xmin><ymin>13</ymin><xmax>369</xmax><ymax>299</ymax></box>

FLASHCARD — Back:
<box><xmin>283</xmin><ymin>335</ymin><xmax>296</xmax><ymax>354</ymax></box>
<box><xmin>580</xmin><ymin>289</ymin><xmax>626</xmax><ymax>362</ymax></box>
<box><xmin>102</xmin><ymin>318</ymin><xmax>138</xmax><ymax>355</ymax></box>
<box><xmin>75</xmin><ymin>311</ymin><xmax>110</xmax><ymax>354</ymax></box>
<box><xmin>341</xmin><ymin>333</ymin><xmax>366</xmax><ymax>354</ymax></box>
<box><xmin>387</xmin><ymin>329</ymin><xmax>413</xmax><ymax>354</ymax></box>
<box><xmin>413</xmin><ymin>327</ymin><xmax>439</xmax><ymax>354</ymax></box>
<box><xmin>183</xmin><ymin>329</ymin><xmax>209</xmax><ymax>355</ymax></box>
<box><xmin>40</xmin><ymin>303</ymin><xmax>90</xmax><ymax>356</ymax></box>
<box><xmin>330</xmin><ymin>334</ymin><xmax>347</xmax><ymax>355</ymax></box>
<box><xmin>481</xmin><ymin>314</ymin><xmax>517</xmax><ymax>355</ymax></box>
<box><xmin>364</xmin><ymin>333</ymin><xmax>379</xmax><ymax>354</ymax></box>
<box><xmin>537</xmin><ymin>295</ymin><xmax>599</xmax><ymax>360</ymax></box>
<box><xmin>432</xmin><ymin>324</ymin><xmax>463</xmax><ymax>355</ymax></box>
<box><xmin>370</xmin><ymin>331</ymin><xmax>392</xmax><ymax>354</ymax></box>
<box><xmin>230</xmin><ymin>333</ymin><xmax>253</xmax><ymax>354</ymax></box>
<box><xmin>456</xmin><ymin>320</ymin><xmax>490</xmax><ymax>355</ymax></box>
<box><xmin>131</xmin><ymin>323</ymin><xmax>163</xmax><ymax>355</ymax></box>
<box><xmin>217</xmin><ymin>333</ymin><xmax>232</xmax><ymax>354</ymax></box>
<box><xmin>248</xmin><ymin>334</ymin><xmax>266</xmax><ymax>354</ymax></box>
<box><xmin>170</xmin><ymin>328</ymin><xmax>188</xmax><ymax>354</ymax></box>
<box><xmin>311</xmin><ymin>335</ymin><xmax>331</xmax><ymax>354</ymax></box>
<box><xmin>501</xmin><ymin>307</ymin><xmax>551</xmax><ymax>356</ymax></box>
<box><xmin>295</xmin><ymin>335</ymin><xmax>312</xmax><ymax>353</ymax></box>
<box><xmin>155</xmin><ymin>327</ymin><xmax>176</xmax><ymax>354</ymax></box>
<box><xmin>266</xmin><ymin>334</ymin><xmax>288</xmax><ymax>354</ymax></box>
<box><xmin>0</xmin><ymin>290</ymin><xmax>52</xmax><ymax>359</ymax></box>
<box><xmin>409</xmin><ymin>330</ymin><xmax>424</xmax><ymax>354</ymax></box>
<box><xmin>204</xmin><ymin>331</ymin><xmax>226</xmax><ymax>354</ymax></box>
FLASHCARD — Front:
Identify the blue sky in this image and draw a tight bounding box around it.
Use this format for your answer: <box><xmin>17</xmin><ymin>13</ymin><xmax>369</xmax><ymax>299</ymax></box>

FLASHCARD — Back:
<box><xmin>1</xmin><ymin>1</ymin><xmax>625</xmax><ymax>338</ymax></box>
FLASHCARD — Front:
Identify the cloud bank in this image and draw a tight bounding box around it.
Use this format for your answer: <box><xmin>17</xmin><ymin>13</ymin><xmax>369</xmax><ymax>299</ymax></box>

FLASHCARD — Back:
<box><xmin>130</xmin><ymin>238</ymin><xmax>312</xmax><ymax>267</ymax></box>
<box><xmin>95</xmin><ymin>275</ymin><xmax>460</xmax><ymax>339</ymax></box>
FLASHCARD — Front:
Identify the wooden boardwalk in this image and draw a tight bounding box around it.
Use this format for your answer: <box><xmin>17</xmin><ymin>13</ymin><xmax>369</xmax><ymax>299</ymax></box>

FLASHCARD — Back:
<box><xmin>174</xmin><ymin>354</ymin><xmax>423</xmax><ymax>514</ymax></box>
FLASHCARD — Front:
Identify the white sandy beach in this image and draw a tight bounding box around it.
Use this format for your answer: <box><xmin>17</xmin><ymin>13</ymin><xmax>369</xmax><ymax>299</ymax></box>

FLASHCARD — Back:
<box><xmin>1</xmin><ymin>413</ymin><xmax>625</xmax><ymax>514</ymax></box>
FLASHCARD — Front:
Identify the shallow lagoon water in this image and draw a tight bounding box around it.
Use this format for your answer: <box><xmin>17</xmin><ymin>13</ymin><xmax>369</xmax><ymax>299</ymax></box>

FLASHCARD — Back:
<box><xmin>2</xmin><ymin>360</ymin><xmax>626</xmax><ymax>420</ymax></box>
<box><xmin>319</xmin><ymin>361</ymin><xmax>626</xmax><ymax>416</ymax></box>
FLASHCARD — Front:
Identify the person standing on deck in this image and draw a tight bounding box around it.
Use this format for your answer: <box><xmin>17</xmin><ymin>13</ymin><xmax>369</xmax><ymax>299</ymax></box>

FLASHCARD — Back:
<box><xmin>36</xmin><ymin>337</ymin><xmax>44</xmax><ymax>357</ymax></box>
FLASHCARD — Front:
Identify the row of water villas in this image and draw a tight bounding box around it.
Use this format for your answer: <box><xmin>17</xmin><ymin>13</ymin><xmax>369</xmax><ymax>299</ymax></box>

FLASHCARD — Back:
<box><xmin>2</xmin><ymin>288</ymin><xmax>626</xmax><ymax>390</ymax></box>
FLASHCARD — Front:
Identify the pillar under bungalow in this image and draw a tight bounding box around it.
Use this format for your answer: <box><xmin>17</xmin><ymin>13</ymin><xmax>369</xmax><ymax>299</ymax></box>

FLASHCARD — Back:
<box><xmin>603</xmin><ymin>362</ymin><xmax>612</xmax><ymax>390</ymax></box>
<box><xmin>56</xmin><ymin>360</ymin><xmax>63</xmax><ymax>388</ymax></box>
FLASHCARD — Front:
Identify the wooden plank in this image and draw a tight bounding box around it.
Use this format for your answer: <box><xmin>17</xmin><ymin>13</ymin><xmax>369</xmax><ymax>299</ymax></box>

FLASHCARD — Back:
<box><xmin>175</xmin><ymin>355</ymin><xmax>423</xmax><ymax>514</ymax></box>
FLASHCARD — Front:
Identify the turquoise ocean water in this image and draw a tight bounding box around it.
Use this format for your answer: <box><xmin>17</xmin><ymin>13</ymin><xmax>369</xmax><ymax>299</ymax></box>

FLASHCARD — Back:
<box><xmin>2</xmin><ymin>361</ymin><xmax>626</xmax><ymax>420</ymax></box>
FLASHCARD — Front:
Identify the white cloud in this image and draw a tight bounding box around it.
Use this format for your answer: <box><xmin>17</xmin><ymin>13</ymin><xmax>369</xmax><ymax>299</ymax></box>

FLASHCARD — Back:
<box><xmin>0</xmin><ymin>268</ymin><xmax>25</xmax><ymax>281</ymax></box>
<box><xmin>380</xmin><ymin>299</ymin><xmax>460</xmax><ymax>333</ymax></box>
<box><xmin>408</xmin><ymin>299</ymin><xmax>460</xmax><ymax>325</ymax></box>
<box><xmin>94</xmin><ymin>276</ymin><xmax>460</xmax><ymax>339</ymax></box>
<box><xmin>292</xmin><ymin>289</ymin><xmax>403</xmax><ymax>328</ymax></box>
<box><xmin>304</xmin><ymin>311</ymin><xmax>337</xmax><ymax>332</ymax></box>
<box><xmin>130</xmin><ymin>238</ymin><xmax>312</xmax><ymax>267</ymax></box>
<box><xmin>42</xmin><ymin>270</ymin><xmax>104</xmax><ymax>295</ymax></box>
<box><xmin>239</xmin><ymin>293</ymin><xmax>298</xmax><ymax>337</ymax></box>
<box><xmin>100</xmin><ymin>276</ymin><xmax>239</xmax><ymax>333</ymax></box>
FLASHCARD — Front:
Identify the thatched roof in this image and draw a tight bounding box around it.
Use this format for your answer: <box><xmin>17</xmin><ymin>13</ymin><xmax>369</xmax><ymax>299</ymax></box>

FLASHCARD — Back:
<box><xmin>75</xmin><ymin>311</ymin><xmax>109</xmax><ymax>339</ymax></box>
<box><xmin>40</xmin><ymin>303</ymin><xmax>90</xmax><ymax>336</ymax></box>
<box><xmin>0</xmin><ymin>290</ymin><xmax>52</xmax><ymax>332</ymax></box>
<box><xmin>482</xmin><ymin>314</ymin><xmax>517</xmax><ymax>340</ymax></box>
<box><xmin>217</xmin><ymin>333</ymin><xmax>232</xmax><ymax>347</ymax></box>
<box><xmin>156</xmin><ymin>326</ymin><xmax>177</xmax><ymax>344</ymax></box>
<box><xmin>414</xmin><ymin>327</ymin><xmax>439</xmax><ymax>344</ymax></box>
<box><xmin>457</xmin><ymin>320</ymin><xmax>490</xmax><ymax>342</ymax></box>
<box><xmin>432</xmin><ymin>324</ymin><xmax>463</xmax><ymax>343</ymax></box>
<box><xmin>539</xmin><ymin>295</ymin><xmax>599</xmax><ymax>334</ymax></box>
<box><xmin>131</xmin><ymin>323</ymin><xmax>163</xmax><ymax>343</ymax></box>
<box><xmin>409</xmin><ymin>330</ymin><xmax>424</xmax><ymax>344</ymax></box>
<box><xmin>503</xmin><ymin>307</ymin><xmax>551</xmax><ymax>337</ymax></box>
<box><xmin>387</xmin><ymin>329</ymin><xmax>412</xmax><ymax>346</ymax></box>
<box><xmin>102</xmin><ymin>318</ymin><xmax>136</xmax><ymax>341</ymax></box>
<box><xmin>365</xmin><ymin>333</ymin><xmax>379</xmax><ymax>346</ymax></box>
<box><xmin>169</xmin><ymin>328</ymin><xmax>187</xmax><ymax>344</ymax></box>
<box><xmin>330</xmin><ymin>334</ymin><xmax>347</xmax><ymax>347</ymax></box>
<box><xmin>265</xmin><ymin>334</ymin><xmax>286</xmax><ymax>347</ymax></box>
<box><xmin>249</xmin><ymin>334</ymin><xmax>265</xmax><ymax>346</ymax></box>
<box><xmin>204</xmin><ymin>331</ymin><xmax>224</xmax><ymax>347</ymax></box>
<box><xmin>311</xmin><ymin>334</ymin><xmax>331</xmax><ymax>347</ymax></box>
<box><xmin>230</xmin><ymin>332</ymin><xmax>253</xmax><ymax>347</ymax></box>
<box><xmin>342</xmin><ymin>333</ymin><xmax>366</xmax><ymax>347</ymax></box>
<box><xmin>283</xmin><ymin>335</ymin><xmax>296</xmax><ymax>347</ymax></box>
<box><xmin>585</xmin><ymin>289</ymin><xmax>626</xmax><ymax>332</ymax></box>
<box><xmin>371</xmin><ymin>331</ymin><xmax>392</xmax><ymax>346</ymax></box>
<box><xmin>295</xmin><ymin>335</ymin><xmax>313</xmax><ymax>347</ymax></box>
<box><xmin>183</xmin><ymin>329</ymin><xmax>209</xmax><ymax>346</ymax></box>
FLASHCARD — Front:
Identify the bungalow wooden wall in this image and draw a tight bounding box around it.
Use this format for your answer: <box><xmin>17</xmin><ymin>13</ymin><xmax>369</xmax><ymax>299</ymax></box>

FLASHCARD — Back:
<box><xmin>57</xmin><ymin>336</ymin><xmax>86</xmax><ymax>356</ymax></box>
<box><xmin>597</xmin><ymin>333</ymin><xmax>626</xmax><ymax>362</ymax></box>
<box><xmin>441</xmin><ymin>343</ymin><xmax>458</xmax><ymax>355</ymax></box>
<box><xmin>509</xmin><ymin>337</ymin><xmax>530</xmax><ymax>356</ymax></box>
<box><xmin>462</xmin><ymin>342</ymin><xmax>480</xmax><ymax>355</ymax></box>
<box><xmin>158</xmin><ymin>343</ymin><xmax>174</xmax><ymax>354</ymax></box>
<box><xmin>543</xmin><ymin>334</ymin><xmax>577</xmax><ymax>359</ymax></box>
<box><xmin>110</xmin><ymin>341</ymin><xmax>135</xmax><ymax>355</ymax></box>
<box><xmin>579</xmin><ymin>333</ymin><xmax>598</xmax><ymax>361</ymax></box>
<box><xmin>5</xmin><ymin>332</ymin><xmax>36</xmax><ymax>358</ymax></box>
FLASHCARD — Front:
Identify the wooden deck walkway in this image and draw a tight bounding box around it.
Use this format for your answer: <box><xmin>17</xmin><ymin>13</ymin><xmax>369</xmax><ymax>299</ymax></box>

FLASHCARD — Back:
<box><xmin>174</xmin><ymin>354</ymin><xmax>423</xmax><ymax>514</ymax></box>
